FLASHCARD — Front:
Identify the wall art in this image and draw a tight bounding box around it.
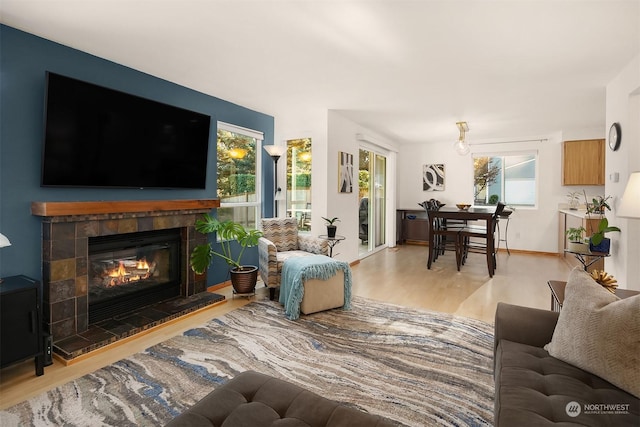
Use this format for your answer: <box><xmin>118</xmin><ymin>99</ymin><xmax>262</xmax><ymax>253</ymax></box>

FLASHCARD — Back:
<box><xmin>338</xmin><ymin>151</ymin><xmax>354</xmax><ymax>193</ymax></box>
<box><xmin>423</xmin><ymin>163</ymin><xmax>445</xmax><ymax>191</ymax></box>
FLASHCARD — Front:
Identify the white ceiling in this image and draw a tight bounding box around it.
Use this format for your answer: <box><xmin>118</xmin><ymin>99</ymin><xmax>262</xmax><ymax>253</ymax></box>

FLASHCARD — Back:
<box><xmin>1</xmin><ymin>0</ymin><xmax>639</xmax><ymax>144</ymax></box>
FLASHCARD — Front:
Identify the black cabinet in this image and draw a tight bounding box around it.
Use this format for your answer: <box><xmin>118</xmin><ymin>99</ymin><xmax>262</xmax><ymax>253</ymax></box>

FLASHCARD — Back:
<box><xmin>0</xmin><ymin>275</ymin><xmax>45</xmax><ymax>376</ymax></box>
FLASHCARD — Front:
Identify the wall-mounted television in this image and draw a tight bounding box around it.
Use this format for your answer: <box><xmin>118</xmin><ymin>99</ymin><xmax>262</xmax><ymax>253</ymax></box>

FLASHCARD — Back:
<box><xmin>41</xmin><ymin>72</ymin><xmax>211</xmax><ymax>189</ymax></box>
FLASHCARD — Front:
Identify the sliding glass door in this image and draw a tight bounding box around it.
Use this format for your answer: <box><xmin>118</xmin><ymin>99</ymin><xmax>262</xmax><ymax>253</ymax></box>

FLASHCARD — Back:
<box><xmin>358</xmin><ymin>148</ymin><xmax>386</xmax><ymax>256</ymax></box>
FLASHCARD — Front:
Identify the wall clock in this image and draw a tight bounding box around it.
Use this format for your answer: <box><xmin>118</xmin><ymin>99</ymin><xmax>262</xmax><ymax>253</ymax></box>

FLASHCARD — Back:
<box><xmin>608</xmin><ymin>122</ymin><xmax>621</xmax><ymax>151</ymax></box>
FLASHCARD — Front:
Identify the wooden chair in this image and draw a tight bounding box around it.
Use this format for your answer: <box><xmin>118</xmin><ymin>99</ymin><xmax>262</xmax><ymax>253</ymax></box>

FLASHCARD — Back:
<box><xmin>459</xmin><ymin>202</ymin><xmax>506</xmax><ymax>277</ymax></box>
<box><xmin>426</xmin><ymin>201</ymin><xmax>465</xmax><ymax>270</ymax></box>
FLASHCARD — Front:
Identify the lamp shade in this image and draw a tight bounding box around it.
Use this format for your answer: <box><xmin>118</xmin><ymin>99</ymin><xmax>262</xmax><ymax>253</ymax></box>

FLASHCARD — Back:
<box><xmin>263</xmin><ymin>144</ymin><xmax>286</xmax><ymax>158</ymax></box>
<box><xmin>0</xmin><ymin>233</ymin><xmax>11</xmax><ymax>248</ymax></box>
<box><xmin>617</xmin><ymin>171</ymin><xmax>640</xmax><ymax>219</ymax></box>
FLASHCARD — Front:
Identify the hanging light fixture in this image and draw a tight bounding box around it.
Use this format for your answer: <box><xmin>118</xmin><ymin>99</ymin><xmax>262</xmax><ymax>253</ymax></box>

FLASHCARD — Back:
<box><xmin>454</xmin><ymin>121</ymin><xmax>470</xmax><ymax>155</ymax></box>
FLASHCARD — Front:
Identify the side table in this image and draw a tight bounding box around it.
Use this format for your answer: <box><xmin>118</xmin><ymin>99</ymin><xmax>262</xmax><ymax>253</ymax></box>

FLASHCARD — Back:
<box><xmin>548</xmin><ymin>280</ymin><xmax>640</xmax><ymax>312</ymax></box>
<box><xmin>563</xmin><ymin>249</ymin><xmax>609</xmax><ymax>271</ymax></box>
<box><xmin>318</xmin><ymin>235</ymin><xmax>345</xmax><ymax>257</ymax></box>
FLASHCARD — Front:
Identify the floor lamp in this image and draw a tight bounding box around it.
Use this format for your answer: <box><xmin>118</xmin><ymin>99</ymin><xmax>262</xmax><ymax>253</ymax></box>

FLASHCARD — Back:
<box><xmin>263</xmin><ymin>145</ymin><xmax>286</xmax><ymax>217</ymax></box>
<box><xmin>618</xmin><ymin>171</ymin><xmax>640</xmax><ymax>219</ymax></box>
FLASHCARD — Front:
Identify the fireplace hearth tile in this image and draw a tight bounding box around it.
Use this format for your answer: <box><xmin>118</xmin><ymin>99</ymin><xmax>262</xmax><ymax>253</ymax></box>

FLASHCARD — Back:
<box><xmin>53</xmin><ymin>292</ymin><xmax>225</xmax><ymax>361</ymax></box>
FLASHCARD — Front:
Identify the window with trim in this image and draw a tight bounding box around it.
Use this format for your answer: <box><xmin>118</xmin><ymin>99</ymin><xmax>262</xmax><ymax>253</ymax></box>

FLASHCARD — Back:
<box><xmin>473</xmin><ymin>152</ymin><xmax>537</xmax><ymax>207</ymax></box>
<box><xmin>217</xmin><ymin>122</ymin><xmax>262</xmax><ymax>230</ymax></box>
<box><xmin>286</xmin><ymin>138</ymin><xmax>312</xmax><ymax>232</ymax></box>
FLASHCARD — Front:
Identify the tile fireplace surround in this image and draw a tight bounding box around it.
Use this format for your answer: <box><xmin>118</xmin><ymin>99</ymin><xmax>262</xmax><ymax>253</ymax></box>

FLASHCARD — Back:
<box><xmin>31</xmin><ymin>199</ymin><xmax>221</xmax><ymax>361</ymax></box>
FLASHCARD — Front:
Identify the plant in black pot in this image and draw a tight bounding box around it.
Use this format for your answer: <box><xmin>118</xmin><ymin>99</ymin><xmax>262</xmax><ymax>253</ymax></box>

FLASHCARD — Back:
<box><xmin>190</xmin><ymin>214</ymin><xmax>263</xmax><ymax>295</ymax></box>
<box><xmin>322</xmin><ymin>217</ymin><xmax>340</xmax><ymax>238</ymax></box>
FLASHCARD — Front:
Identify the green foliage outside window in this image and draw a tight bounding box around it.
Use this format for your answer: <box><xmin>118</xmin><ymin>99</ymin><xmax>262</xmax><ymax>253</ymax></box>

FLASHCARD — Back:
<box><xmin>287</xmin><ymin>173</ymin><xmax>311</xmax><ymax>188</ymax></box>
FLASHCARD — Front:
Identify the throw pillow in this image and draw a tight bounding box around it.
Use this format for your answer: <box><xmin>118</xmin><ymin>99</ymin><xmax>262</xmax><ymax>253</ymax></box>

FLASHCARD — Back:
<box><xmin>544</xmin><ymin>268</ymin><xmax>640</xmax><ymax>398</ymax></box>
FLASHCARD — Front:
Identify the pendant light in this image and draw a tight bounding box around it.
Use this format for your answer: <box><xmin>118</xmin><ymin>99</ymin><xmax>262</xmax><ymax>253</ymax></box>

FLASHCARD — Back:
<box><xmin>454</xmin><ymin>121</ymin><xmax>470</xmax><ymax>155</ymax></box>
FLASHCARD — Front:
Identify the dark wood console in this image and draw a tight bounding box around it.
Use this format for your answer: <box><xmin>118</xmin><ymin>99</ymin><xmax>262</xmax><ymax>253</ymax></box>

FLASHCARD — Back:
<box><xmin>397</xmin><ymin>209</ymin><xmax>429</xmax><ymax>244</ymax></box>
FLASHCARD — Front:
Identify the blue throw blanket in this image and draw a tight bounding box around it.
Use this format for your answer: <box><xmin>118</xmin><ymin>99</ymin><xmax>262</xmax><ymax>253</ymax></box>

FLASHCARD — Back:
<box><xmin>279</xmin><ymin>255</ymin><xmax>352</xmax><ymax>320</ymax></box>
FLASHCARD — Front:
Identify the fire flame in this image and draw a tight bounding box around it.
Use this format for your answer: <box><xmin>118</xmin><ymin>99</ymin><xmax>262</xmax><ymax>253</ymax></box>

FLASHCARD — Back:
<box><xmin>106</xmin><ymin>258</ymin><xmax>151</xmax><ymax>286</ymax></box>
<box><xmin>109</xmin><ymin>261</ymin><xmax>128</xmax><ymax>278</ymax></box>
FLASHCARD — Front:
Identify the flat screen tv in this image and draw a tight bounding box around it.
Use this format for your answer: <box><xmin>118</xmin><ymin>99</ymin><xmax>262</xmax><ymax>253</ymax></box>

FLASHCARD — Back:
<box><xmin>41</xmin><ymin>72</ymin><xmax>211</xmax><ymax>189</ymax></box>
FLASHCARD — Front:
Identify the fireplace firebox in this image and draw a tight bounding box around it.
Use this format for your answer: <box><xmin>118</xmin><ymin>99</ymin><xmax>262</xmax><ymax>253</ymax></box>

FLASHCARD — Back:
<box><xmin>88</xmin><ymin>229</ymin><xmax>181</xmax><ymax>323</ymax></box>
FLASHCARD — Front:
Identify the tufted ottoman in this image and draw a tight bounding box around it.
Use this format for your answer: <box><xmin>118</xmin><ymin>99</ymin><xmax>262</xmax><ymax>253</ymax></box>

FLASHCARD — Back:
<box><xmin>164</xmin><ymin>371</ymin><xmax>395</xmax><ymax>427</ymax></box>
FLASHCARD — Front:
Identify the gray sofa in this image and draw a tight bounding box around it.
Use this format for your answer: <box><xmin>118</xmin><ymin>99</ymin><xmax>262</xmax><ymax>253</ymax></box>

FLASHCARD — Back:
<box><xmin>165</xmin><ymin>370</ymin><xmax>395</xmax><ymax>426</ymax></box>
<box><xmin>494</xmin><ymin>302</ymin><xmax>639</xmax><ymax>426</ymax></box>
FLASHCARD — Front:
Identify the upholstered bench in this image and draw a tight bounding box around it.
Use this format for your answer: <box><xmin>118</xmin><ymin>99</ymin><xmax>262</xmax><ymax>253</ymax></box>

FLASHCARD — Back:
<box><xmin>279</xmin><ymin>255</ymin><xmax>352</xmax><ymax>320</ymax></box>
<box><xmin>164</xmin><ymin>370</ymin><xmax>395</xmax><ymax>427</ymax></box>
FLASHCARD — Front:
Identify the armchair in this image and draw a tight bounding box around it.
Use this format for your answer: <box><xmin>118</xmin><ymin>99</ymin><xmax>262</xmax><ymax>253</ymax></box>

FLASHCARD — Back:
<box><xmin>258</xmin><ymin>218</ymin><xmax>328</xmax><ymax>300</ymax></box>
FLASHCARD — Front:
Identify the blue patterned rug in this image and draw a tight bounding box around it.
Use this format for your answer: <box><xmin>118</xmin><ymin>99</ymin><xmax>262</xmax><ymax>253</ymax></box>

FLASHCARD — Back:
<box><xmin>1</xmin><ymin>297</ymin><xmax>495</xmax><ymax>426</ymax></box>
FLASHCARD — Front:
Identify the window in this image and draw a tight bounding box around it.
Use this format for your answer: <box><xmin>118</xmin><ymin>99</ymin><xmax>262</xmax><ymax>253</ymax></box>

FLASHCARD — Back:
<box><xmin>473</xmin><ymin>152</ymin><xmax>537</xmax><ymax>207</ymax></box>
<box><xmin>217</xmin><ymin>122</ymin><xmax>262</xmax><ymax>230</ymax></box>
<box><xmin>286</xmin><ymin>138</ymin><xmax>312</xmax><ymax>232</ymax></box>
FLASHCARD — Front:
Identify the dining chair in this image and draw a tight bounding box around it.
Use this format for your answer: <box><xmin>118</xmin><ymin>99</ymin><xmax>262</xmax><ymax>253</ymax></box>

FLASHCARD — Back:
<box><xmin>426</xmin><ymin>201</ymin><xmax>465</xmax><ymax>269</ymax></box>
<box><xmin>459</xmin><ymin>202</ymin><xmax>506</xmax><ymax>277</ymax></box>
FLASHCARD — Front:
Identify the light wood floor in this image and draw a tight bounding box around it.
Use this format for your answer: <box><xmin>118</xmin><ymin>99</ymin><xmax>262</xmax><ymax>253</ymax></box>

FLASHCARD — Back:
<box><xmin>0</xmin><ymin>246</ymin><xmax>571</xmax><ymax>410</ymax></box>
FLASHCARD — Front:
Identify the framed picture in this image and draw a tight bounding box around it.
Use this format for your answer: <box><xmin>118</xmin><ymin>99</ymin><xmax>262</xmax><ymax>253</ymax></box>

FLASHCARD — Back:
<box><xmin>423</xmin><ymin>164</ymin><xmax>445</xmax><ymax>191</ymax></box>
<box><xmin>338</xmin><ymin>151</ymin><xmax>354</xmax><ymax>193</ymax></box>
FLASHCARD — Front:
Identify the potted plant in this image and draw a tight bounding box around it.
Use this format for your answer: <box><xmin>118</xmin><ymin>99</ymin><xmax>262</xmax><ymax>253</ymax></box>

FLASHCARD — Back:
<box><xmin>190</xmin><ymin>214</ymin><xmax>263</xmax><ymax>295</ymax></box>
<box><xmin>583</xmin><ymin>193</ymin><xmax>620</xmax><ymax>254</ymax></box>
<box><xmin>586</xmin><ymin>195</ymin><xmax>612</xmax><ymax>214</ymax></box>
<box><xmin>566</xmin><ymin>191</ymin><xmax>581</xmax><ymax>210</ymax></box>
<box><xmin>322</xmin><ymin>217</ymin><xmax>340</xmax><ymax>238</ymax></box>
<box><xmin>588</xmin><ymin>217</ymin><xmax>620</xmax><ymax>254</ymax></box>
<box><xmin>565</xmin><ymin>226</ymin><xmax>588</xmax><ymax>252</ymax></box>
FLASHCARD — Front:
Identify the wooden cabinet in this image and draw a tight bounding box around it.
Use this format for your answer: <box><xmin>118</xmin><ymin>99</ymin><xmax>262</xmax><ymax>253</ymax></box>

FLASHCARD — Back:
<box><xmin>562</xmin><ymin>139</ymin><xmax>605</xmax><ymax>185</ymax></box>
<box><xmin>397</xmin><ymin>209</ymin><xmax>429</xmax><ymax>244</ymax></box>
<box><xmin>0</xmin><ymin>275</ymin><xmax>45</xmax><ymax>376</ymax></box>
<box><xmin>558</xmin><ymin>212</ymin><xmax>604</xmax><ymax>271</ymax></box>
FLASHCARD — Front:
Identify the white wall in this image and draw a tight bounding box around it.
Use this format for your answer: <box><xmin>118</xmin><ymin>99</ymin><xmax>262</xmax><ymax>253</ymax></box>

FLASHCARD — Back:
<box><xmin>272</xmin><ymin>56</ymin><xmax>640</xmax><ymax>286</ymax></box>
<box><xmin>605</xmin><ymin>54</ymin><xmax>640</xmax><ymax>290</ymax></box>
<box><xmin>274</xmin><ymin>109</ymin><xmax>400</xmax><ymax>264</ymax></box>
<box><xmin>272</xmin><ymin>106</ymin><xmax>329</xmax><ymax>236</ymax></box>
<box><xmin>326</xmin><ymin>111</ymin><xmax>399</xmax><ymax>263</ymax></box>
<box><xmin>397</xmin><ymin>133</ymin><xmax>605</xmax><ymax>253</ymax></box>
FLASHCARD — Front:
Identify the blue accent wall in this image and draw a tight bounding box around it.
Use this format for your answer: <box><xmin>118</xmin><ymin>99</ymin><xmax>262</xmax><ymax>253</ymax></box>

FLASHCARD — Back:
<box><xmin>0</xmin><ymin>25</ymin><xmax>274</xmax><ymax>284</ymax></box>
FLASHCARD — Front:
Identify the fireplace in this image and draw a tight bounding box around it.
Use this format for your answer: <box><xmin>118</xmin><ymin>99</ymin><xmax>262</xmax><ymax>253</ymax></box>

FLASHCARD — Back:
<box><xmin>88</xmin><ymin>229</ymin><xmax>182</xmax><ymax>323</ymax></box>
<box><xmin>32</xmin><ymin>199</ymin><xmax>220</xmax><ymax>354</ymax></box>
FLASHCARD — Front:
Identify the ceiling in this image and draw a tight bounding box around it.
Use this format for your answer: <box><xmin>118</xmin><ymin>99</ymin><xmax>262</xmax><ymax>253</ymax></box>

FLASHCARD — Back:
<box><xmin>1</xmin><ymin>0</ymin><xmax>639</xmax><ymax>144</ymax></box>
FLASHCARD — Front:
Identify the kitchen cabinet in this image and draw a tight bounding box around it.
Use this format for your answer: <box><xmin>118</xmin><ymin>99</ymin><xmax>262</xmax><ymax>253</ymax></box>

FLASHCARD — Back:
<box><xmin>562</xmin><ymin>139</ymin><xmax>605</xmax><ymax>185</ymax></box>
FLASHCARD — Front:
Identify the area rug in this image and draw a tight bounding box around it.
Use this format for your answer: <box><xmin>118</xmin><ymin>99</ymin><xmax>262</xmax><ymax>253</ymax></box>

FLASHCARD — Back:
<box><xmin>1</xmin><ymin>297</ymin><xmax>495</xmax><ymax>426</ymax></box>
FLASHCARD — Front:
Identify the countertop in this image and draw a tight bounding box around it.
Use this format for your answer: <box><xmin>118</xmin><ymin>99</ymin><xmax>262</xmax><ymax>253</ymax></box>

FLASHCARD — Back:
<box><xmin>559</xmin><ymin>209</ymin><xmax>599</xmax><ymax>219</ymax></box>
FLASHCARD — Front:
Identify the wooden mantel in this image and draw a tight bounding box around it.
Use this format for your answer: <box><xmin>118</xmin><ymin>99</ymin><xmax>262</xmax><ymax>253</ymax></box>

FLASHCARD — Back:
<box><xmin>31</xmin><ymin>199</ymin><xmax>220</xmax><ymax>217</ymax></box>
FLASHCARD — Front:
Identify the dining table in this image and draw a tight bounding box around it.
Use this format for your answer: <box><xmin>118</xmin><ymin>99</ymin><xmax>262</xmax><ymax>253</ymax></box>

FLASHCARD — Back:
<box><xmin>426</xmin><ymin>206</ymin><xmax>498</xmax><ymax>276</ymax></box>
